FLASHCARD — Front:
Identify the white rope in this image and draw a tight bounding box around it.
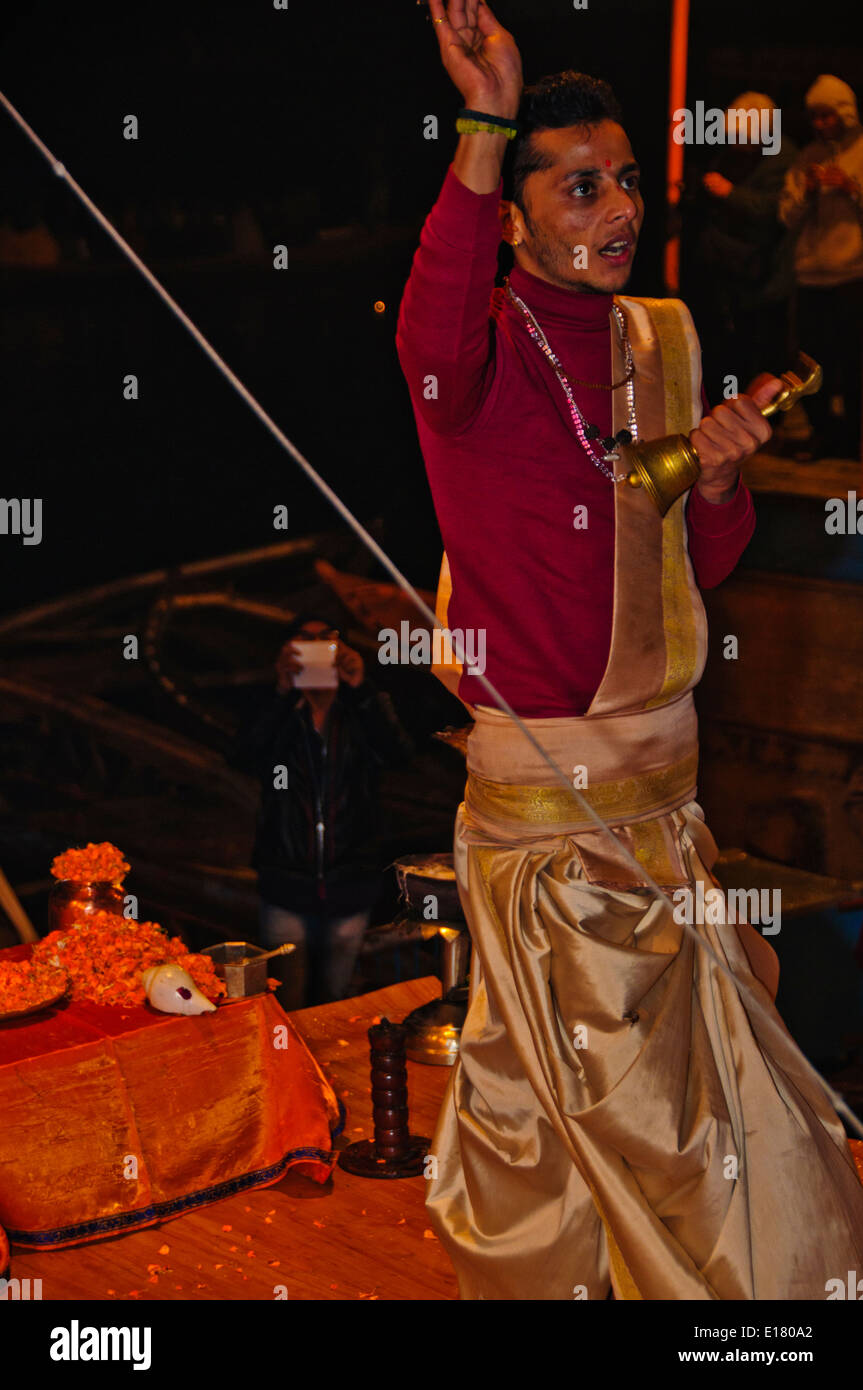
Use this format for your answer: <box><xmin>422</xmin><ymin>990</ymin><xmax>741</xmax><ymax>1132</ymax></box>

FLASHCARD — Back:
<box><xmin>3</xmin><ymin>86</ymin><xmax>861</xmax><ymax>1145</ymax></box>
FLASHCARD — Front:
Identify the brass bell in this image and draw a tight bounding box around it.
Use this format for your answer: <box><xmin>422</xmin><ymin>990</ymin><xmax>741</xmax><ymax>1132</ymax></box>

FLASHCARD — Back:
<box><xmin>626</xmin><ymin>353</ymin><xmax>823</xmax><ymax>516</ymax></box>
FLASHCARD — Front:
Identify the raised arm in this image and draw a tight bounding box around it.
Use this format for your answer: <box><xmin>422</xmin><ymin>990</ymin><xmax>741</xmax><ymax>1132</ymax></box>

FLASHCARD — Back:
<box><xmin>434</xmin><ymin>0</ymin><xmax>523</xmax><ymax>196</ymax></box>
<box><xmin>396</xmin><ymin>0</ymin><xmax>522</xmax><ymax>434</ymax></box>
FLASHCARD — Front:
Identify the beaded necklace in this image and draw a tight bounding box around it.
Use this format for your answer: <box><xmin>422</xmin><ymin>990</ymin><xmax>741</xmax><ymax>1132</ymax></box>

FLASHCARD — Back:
<box><xmin>505</xmin><ymin>278</ymin><xmax>638</xmax><ymax>483</ymax></box>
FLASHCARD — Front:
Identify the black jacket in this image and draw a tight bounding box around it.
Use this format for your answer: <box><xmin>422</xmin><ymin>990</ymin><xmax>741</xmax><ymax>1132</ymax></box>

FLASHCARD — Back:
<box><xmin>233</xmin><ymin>679</ymin><xmax>414</xmax><ymax>915</ymax></box>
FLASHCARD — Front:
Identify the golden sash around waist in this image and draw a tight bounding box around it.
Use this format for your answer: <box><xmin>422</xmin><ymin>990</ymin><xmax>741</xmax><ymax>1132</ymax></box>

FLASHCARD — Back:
<box><xmin>466</xmin><ymin>750</ymin><xmax>698</xmax><ymax>832</ymax></box>
<box><xmin>464</xmin><ymin>693</ymin><xmax>698</xmax><ymax>833</ymax></box>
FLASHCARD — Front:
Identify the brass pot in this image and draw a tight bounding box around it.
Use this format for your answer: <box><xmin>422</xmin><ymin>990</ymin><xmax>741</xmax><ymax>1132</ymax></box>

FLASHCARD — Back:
<box><xmin>48</xmin><ymin>880</ymin><xmax>126</xmax><ymax>933</ymax></box>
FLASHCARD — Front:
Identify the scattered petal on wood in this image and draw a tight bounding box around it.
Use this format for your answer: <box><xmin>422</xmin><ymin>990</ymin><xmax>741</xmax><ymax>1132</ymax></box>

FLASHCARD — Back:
<box><xmin>423</xmin><ymin>1229</ymin><xmax>437</xmax><ymax>1240</ymax></box>
<box><xmin>158</xmin><ymin>1244</ymin><xmax>170</xmax><ymax>1254</ymax></box>
<box><xmin>222</xmin><ymin>1224</ymin><xmax>232</xmax><ymax>1232</ymax></box>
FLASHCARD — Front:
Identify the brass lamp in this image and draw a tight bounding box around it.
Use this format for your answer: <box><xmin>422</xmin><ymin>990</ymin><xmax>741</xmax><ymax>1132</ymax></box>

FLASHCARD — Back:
<box><xmin>626</xmin><ymin>353</ymin><xmax>823</xmax><ymax>516</ymax></box>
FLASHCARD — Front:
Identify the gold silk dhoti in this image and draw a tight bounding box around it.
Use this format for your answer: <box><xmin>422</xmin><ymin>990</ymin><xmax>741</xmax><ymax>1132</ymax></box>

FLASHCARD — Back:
<box><xmin>425</xmin><ymin>296</ymin><xmax>863</xmax><ymax>1299</ymax></box>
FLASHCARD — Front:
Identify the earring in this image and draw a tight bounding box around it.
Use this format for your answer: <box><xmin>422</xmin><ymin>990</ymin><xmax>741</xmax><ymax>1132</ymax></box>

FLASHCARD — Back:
<box><xmin>512</xmin><ymin>237</ymin><xmax>520</xmax><ymax>247</ymax></box>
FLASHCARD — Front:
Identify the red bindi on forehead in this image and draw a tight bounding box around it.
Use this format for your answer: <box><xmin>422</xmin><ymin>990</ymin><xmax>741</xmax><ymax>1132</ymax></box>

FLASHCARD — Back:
<box><xmin>605</xmin><ymin>159</ymin><xmax>611</xmax><ymax>167</ymax></box>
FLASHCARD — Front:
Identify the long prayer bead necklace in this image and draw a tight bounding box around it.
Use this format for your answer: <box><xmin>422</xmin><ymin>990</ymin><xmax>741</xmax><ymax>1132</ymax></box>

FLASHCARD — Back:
<box><xmin>505</xmin><ymin>279</ymin><xmax>638</xmax><ymax>484</ymax></box>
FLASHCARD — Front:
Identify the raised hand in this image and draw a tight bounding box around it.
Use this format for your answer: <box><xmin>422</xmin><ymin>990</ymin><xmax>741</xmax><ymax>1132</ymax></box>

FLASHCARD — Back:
<box><xmin>702</xmin><ymin>171</ymin><xmax>733</xmax><ymax>198</ymax></box>
<box><xmin>335</xmin><ymin>639</ymin><xmax>365</xmax><ymax>688</ymax></box>
<box><xmin>275</xmin><ymin>641</ymin><xmax>302</xmax><ymax>693</ymax></box>
<box><xmin>428</xmin><ymin>0</ymin><xmax>522</xmax><ymax>119</ymax></box>
<box><xmin>817</xmin><ymin>164</ymin><xmax>860</xmax><ymax>196</ymax></box>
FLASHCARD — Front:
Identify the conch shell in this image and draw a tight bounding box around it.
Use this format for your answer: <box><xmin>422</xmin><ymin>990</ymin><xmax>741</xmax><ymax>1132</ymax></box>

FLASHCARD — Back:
<box><xmin>142</xmin><ymin>964</ymin><xmax>216</xmax><ymax>1015</ymax></box>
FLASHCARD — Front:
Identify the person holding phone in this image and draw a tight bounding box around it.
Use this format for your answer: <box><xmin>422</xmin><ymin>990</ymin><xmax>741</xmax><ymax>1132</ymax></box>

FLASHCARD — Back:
<box><xmin>234</xmin><ymin>617</ymin><xmax>414</xmax><ymax>1009</ymax></box>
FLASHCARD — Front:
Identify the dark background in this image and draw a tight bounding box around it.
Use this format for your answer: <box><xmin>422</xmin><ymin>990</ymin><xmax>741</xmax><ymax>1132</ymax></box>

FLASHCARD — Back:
<box><xmin>0</xmin><ymin>0</ymin><xmax>860</xmax><ymax>613</ymax></box>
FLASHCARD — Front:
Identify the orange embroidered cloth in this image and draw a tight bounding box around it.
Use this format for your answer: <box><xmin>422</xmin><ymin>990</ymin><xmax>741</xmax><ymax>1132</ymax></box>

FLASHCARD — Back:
<box><xmin>0</xmin><ymin>945</ymin><xmax>343</xmax><ymax>1250</ymax></box>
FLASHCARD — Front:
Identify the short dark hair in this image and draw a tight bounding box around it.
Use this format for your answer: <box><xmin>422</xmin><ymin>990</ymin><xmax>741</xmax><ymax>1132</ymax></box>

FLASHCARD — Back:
<box><xmin>284</xmin><ymin>613</ymin><xmax>337</xmax><ymax>642</ymax></box>
<box><xmin>507</xmin><ymin>71</ymin><xmax>625</xmax><ymax>213</ymax></box>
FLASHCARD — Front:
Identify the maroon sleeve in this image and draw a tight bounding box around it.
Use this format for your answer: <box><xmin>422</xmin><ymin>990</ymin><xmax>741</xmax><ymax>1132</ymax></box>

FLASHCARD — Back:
<box><xmin>685</xmin><ymin>475</ymin><xmax>756</xmax><ymax>589</ymax></box>
<box><xmin>396</xmin><ymin>164</ymin><xmax>502</xmax><ymax>435</ymax></box>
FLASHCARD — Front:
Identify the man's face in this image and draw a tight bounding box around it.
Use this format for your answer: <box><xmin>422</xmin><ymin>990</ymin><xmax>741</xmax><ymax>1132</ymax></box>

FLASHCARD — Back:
<box><xmin>809</xmin><ymin>105</ymin><xmax>844</xmax><ymax>142</ymax></box>
<box><xmin>506</xmin><ymin>120</ymin><xmax>643</xmax><ymax>294</ymax></box>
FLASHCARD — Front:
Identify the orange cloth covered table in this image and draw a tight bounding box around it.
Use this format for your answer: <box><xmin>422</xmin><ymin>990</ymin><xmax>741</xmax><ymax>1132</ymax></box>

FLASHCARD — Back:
<box><xmin>0</xmin><ymin>945</ymin><xmax>343</xmax><ymax>1250</ymax></box>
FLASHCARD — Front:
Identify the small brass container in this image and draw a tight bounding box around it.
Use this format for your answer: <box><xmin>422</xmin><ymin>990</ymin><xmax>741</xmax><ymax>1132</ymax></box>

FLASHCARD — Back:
<box><xmin>202</xmin><ymin>941</ymin><xmax>269</xmax><ymax>999</ymax></box>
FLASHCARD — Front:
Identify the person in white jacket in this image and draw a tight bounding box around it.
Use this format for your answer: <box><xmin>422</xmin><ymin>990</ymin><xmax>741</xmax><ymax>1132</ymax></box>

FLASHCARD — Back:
<box><xmin>780</xmin><ymin>75</ymin><xmax>863</xmax><ymax>459</ymax></box>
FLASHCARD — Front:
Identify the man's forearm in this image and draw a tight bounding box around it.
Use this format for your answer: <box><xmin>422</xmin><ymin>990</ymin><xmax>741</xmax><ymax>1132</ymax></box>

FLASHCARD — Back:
<box><xmin>686</xmin><ymin>477</ymin><xmax>756</xmax><ymax>589</ymax></box>
<box><xmin>451</xmin><ymin>123</ymin><xmax>513</xmax><ymax>194</ymax></box>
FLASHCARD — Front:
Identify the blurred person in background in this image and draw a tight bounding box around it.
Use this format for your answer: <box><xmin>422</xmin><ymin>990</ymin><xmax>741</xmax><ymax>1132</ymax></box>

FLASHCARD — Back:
<box><xmin>780</xmin><ymin>75</ymin><xmax>863</xmax><ymax>460</ymax></box>
<box><xmin>233</xmin><ymin>617</ymin><xmax>413</xmax><ymax>1009</ymax></box>
<box><xmin>691</xmin><ymin>93</ymin><xmax>797</xmax><ymax>413</ymax></box>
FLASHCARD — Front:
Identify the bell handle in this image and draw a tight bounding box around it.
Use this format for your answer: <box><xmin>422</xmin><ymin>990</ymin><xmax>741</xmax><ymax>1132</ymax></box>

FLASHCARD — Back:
<box><xmin>625</xmin><ymin>353</ymin><xmax>822</xmax><ymax>515</ymax></box>
<box><xmin>760</xmin><ymin>353</ymin><xmax>822</xmax><ymax>419</ymax></box>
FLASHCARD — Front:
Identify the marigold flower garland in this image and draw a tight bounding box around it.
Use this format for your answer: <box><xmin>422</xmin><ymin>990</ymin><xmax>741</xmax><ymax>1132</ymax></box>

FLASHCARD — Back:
<box><xmin>50</xmin><ymin>842</ymin><xmax>130</xmax><ymax>885</ymax></box>
<box><xmin>0</xmin><ymin>841</ymin><xmax>226</xmax><ymax>1012</ymax></box>
<box><xmin>32</xmin><ymin>910</ymin><xmax>225</xmax><ymax>1008</ymax></box>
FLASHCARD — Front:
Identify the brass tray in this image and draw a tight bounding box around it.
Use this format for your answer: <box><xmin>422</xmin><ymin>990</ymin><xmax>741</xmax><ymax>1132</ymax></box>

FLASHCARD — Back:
<box><xmin>0</xmin><ymin>984</ymin><xmax>69</xmax><ymax>1022</ymax></box>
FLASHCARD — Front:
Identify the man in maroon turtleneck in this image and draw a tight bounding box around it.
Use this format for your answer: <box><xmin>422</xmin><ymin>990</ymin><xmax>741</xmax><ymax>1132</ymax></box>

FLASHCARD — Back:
<box><xmin>393</xmin><ymin>3</ymin><xmax>863</xmax><ymax>1305</ymax></box>
<box><xmin>397</xmin><ymin>1</ymin><xmax>778</xmax><ymax>718</ymax></box>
